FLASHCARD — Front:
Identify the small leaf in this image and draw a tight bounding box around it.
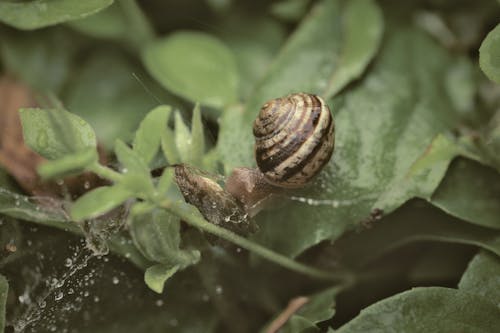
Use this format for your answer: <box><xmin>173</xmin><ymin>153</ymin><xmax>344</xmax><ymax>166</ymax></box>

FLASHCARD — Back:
<box><xmin>190</xmin><ymin>104</ymin><xmax>205</xmax><ymax>167</ymax></box>
<box><xmin>459</xmin><ymin>251</ymin><xmax>500</xmax><ymax>306</ymax></box>
<box><xmin>19</xmin><ymin>108</ymin><xmax>97</xmax><ymax>160</ymax></box>
<box><xmin>114</xmin><ymin>139</ymin><xmax>150</xmax><ymax>175</ymax></box>
<box><xmin>174</xmin><ymin>112</ymin><xmax>193</xmax><ymax>163</ymax></box>
<box><xmin>0</xmin><ymin>0</ymin><xmax>113</xmax><ymax>30</ymax></box>
<box><xmin>37</xmin><ymin>147</ymin><xmax>98</xmax><ymax>179</ymax></box>
<box><xmin>144</xmin><ymin>264</ymin><xmax>179</xmax><ymax>294</ymax></box>
<box><xmin>161</xmin><ymin>126</ymin><xmax>180</xmax><ymax>164</ymax></box>
<box><xmin>133</xmin><ymin>105</ymin><xmax>171</xmax><ymax>166</ymax></box>
<box><xmin>323</xmin><ymin>0</ymin><xmax>384</xmax><ymax>97</ymax></box>
<box><xmin>71</xmin><ymin>185</ymin><xmax>132</xmax><ymax>221</ymax></box>
<box><xmin>335</xmin><ymin>287</ymin><xmax>500</xmax><ymax>332</ymax></box>
<box><xmin>479</xmin><ymin>23</ymin><xmax>500</xmax><ymax>83</ymax></box>
<box><xmin>0</xmin><ymin>275</ymin><xmax>7</xmax><ymax>331</ymax></box>
<box><xmin>142</xmin><ymin>31</ymin><xmax>239</xmax><ymax>108</ymax></box>
<box><xmin>157</xmin><ymin>168</ymin><xmax>174</xmax><ymax>195</ymax></box>
<box><xmin>129</xmin><ymin>207</ymin><xmax>200</xmax><ymax>266</ymax></box>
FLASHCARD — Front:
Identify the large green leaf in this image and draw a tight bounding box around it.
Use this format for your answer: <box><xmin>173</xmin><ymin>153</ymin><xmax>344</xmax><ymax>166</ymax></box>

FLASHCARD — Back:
<box><xmin>332</xmin><ymin>201</ymin><xmax>500</xmax><ymax>268</ymax></box>
<box><xmin>68</xmin><ymin>0</ymin><xmax>153</xmax><ymax>48</ymax></box>
<box><xmin>432</xmin><ymin>158</ymin><xmax>500</xmax><ymax>229</ymax></box>
<box><xmin>0</xmin><ymin>275</ymin><xmax>7</xmax><ymax>332</ymax></box>
<box><xmin>70</xmin><ymin>185</ymin><xmax>132</xmax><ymax>221</ymax></box>
<box><xmin>0</xmin><ymin>28</ymin><xmax>79</xmax><ymax>92</ymax></box>
<box><xmin>142</xmin><ymin>31</ymin><xmax>239</xmax><ymax>109</ymax></box>
<box><xmin>479</xmin><ymin>23</ymin><xmax>500</xmax><ymax>84</ymax></box>
<box><xmin>19</xmin><ymin>108</ymin><xmax>97</xmax><ymax>160</ymax></box>
<box><xmin>323</xmin><ymin>0</ymin><xmax>383</xmax><ymax>97</ymax></box>
<box><xmin>335</xmin><ymin>287</ymin><xmax>500</xmax><ymax>332</ymax></box>
<box><xmin>0</xmin><ymin>0</ymin><xmax>113</xmax><ymax>30</ymax></box>
<box><xmin>64</xmin><ymin>50</ymin><xmax>159</xmax><ymax>148</ymax></box>
<box><xmin>250</xmin><ymin>24</ymin><xmax>468</xmax><ymax>257</ymax></box>
<box><xmin>459</xmin><ymin>251</ymin><xmax>500</xmax><ymax>306</ymax></box>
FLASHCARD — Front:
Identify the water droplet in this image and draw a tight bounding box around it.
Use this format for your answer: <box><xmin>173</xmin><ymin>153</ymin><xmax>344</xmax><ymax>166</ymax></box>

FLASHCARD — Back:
<box><xmin>39</xmin><ymin>300</ymin><xmax>46</xmax><ymax>308</ymax></box>
<box><xmin>215</xmin><ymin>285</ymin><xmax>223</xmax><ymax>295</ymax></box>
<box><xmin>37</xmin><ymin>130</ymin><xmax>48</xmax><ymax>149</ymax></box>
<box><xmin>201</xmin><ymin>294</ymin><xmax>210</xmax><ymax>302</ymax></box>
<box><xmin>68</xmin><ymin>288</ymin><xmax>75</xmax><ymax>295</ymax></box>
<box><xmin>55</xmin><ymin>292</ymin><xmax>64</xmax><ymax>301</ymax></box>
<box><xmin>56</xmin><ymin>179</ymin><xmax>64</xmax><ymax>186</ymax></box>
<box><xmin>65</xmin><ymin>258</ymin><xmax>73</xmax><ymax>267</ymax></box>
<box><xmin>112</xmin><ymin>276</ymin><xmax>119</xmax><ymax>285</ymax></box>
<box><xmin>15</xmin><ymin>200</ymin><xmax>20</xmax><ymax>207</ymax></box>
<box><xmin>83</xmin><ymin>291</ymin><xmax>89</xmax><ymax>297</ymax></box>
<box><xmin>83</xmin><ymin>181</ymin><xmax>91</xmax><ymax>189</ymax></box>
<box><xmin>93</xmin><ymin>296</ymin><xmax>99</xmax><ymax>303</ymax></box>
<box><xmin>155</xmin><ymin>299</ymin><xmax>164</xmax><ymax>307</ymax></box>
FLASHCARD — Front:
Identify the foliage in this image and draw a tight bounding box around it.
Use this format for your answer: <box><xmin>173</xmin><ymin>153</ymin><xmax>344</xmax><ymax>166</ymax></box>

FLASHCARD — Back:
<box><xmin>1</xmin><ymin>0</ymin><xmax>500</xmax><ymax>332</ymax></box>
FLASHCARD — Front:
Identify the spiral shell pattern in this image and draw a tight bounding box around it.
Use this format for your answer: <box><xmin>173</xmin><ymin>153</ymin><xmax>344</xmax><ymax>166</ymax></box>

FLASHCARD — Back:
<box><xmin>253</xmin><ymin>93</ymin><xmax>335</xmax><ymax>188</ymax></box>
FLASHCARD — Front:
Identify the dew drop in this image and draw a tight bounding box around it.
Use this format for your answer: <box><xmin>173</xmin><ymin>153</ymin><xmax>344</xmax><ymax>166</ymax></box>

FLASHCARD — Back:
<box><xmin>112</xmin><ymin>276</ymin><xmax>119</xmax><ymax>285</ymax></box>
<box><xmin>215</xmin><ymin>285</ymin><xmax>223</xmax><ymax>295</ymax></box>
<box><xmin>55</xmin><ymin>292</ymin><xmax>64</xmax><ymax>301</ymax></box>
<box><xmin>64</xmin><ymin>258</ymin><xmax>73</xmax><ymax>267</ymax></box>
<box><xmin>155</xmin><ymin>299</ymin><xmax>164</xmax><ymax>307</ymax></box>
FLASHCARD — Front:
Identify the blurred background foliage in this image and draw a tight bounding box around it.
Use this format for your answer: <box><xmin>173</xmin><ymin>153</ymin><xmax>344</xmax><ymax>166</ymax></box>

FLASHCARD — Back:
<box><xmin>0</xmin><ymin>0</ymin><xmax>500</xmax><ymax>332</ymax></box>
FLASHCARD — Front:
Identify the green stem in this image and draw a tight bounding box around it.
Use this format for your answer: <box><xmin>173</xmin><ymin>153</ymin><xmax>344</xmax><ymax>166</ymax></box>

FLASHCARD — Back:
<box><xmin>160</xmin><ymin>200</ymin><xmax>353</xmax><ymax>283</ymax></box>
<box><xmin>89</xmin><ymin>163</ymin><xmax>124</xmax><ymax>183</ymax></box>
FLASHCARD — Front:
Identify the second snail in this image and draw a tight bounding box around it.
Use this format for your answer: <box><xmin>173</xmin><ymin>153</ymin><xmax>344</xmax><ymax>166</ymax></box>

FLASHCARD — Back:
<box><xmin>174</xmin><ymin>92</ymin><xmax>335</xmax><ymax>233</ymax></box>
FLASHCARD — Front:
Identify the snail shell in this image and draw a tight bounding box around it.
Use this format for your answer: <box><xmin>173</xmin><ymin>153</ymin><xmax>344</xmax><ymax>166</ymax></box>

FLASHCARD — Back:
<box><xmin>253</xmin><ymin>93</ymin><xmax>335</xmax><ymax>188</ymax></box>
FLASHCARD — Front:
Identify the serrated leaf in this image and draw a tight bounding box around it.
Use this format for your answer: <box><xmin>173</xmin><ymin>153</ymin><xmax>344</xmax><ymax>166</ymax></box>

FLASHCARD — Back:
<box><xmin>432</xmin><ymin>158</ymin><xmax>500</xmax><ymax>229</ymax></box>
<box><xmin>479</xmin><ymin>23</ymin><xmax>500</xmax><ymax>83</ymax></box>
<box><xmin>144</xmin><ymin>264</ymin><xmax>179</xmax><ymax>294</ymax></box>
<box><xmin>142</xmin><ymin>31</ymin><xmax>239</xmax><ymax>109</ymax></box>
<box><xmin>0</xmin><ymin>0</ymin><xmax>113</xmax><ymax>30</ymax></box>
<box><xmin>459</xmin><ymin>251</ymin><xmax>500</xmax><ymax>306</ymax></box>
<box><xmin>133</xmin><ymin>105</ymin><xmax>171</xmax><ymax>166</ymax></box>
<box><xmin>71</xmin><ymin>185</ymin><xmax>132</xmax><ymax>221</ymax></box>
<box><xmin>335</xmin><ymin>287</ymin><xmax>500</xmax><ymax>332</ymax></box>
<box><xmin>323</xmin><ymin>0</ymin><xmax>383</xmax><ymax>97</ymax></box>
<box><xmin>19</xmin><ymin>108</ymin><xmax>97</xmax><ymax>160</ymax></box>
<box><xmin>129</xmin><ymin>207</ymin><xmax>200</xmax><ymax>266</ymax></box>
<box><xmin>37</xmin><ymin>147</ymin><xmax>98</xmax><ymax>179</ymax></box>
<box><xmin>0</xmin><ymin>275</ymin><xmax>7</xmax><ymax>332</ymax></box>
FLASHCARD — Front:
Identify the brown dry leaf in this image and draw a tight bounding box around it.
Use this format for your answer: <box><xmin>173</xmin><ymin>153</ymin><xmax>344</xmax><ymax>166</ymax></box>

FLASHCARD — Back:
<box><xmin>0</xmin><ymin>75</ymin><xmax>106</xmax><ymax>198</ymax></box>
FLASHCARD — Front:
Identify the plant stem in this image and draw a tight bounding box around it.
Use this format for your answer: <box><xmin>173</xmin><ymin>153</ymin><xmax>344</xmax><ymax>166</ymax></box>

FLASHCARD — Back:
<box><xmin>89</xmin><ymin>163</ymin><xmax>124</xmax><ymax>183</ymax></box>
<box><xmin>160</xmin><ymin>199</ymin><xmax>354</xmax><ymax>283</ymax></box>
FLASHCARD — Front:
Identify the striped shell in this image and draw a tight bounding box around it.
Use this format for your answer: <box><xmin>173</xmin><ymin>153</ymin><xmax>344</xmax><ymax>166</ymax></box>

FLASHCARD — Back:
<box><xmin>253</xmin><ymin>93</ymin><xmax>335</xmax><ymax>188</ymax></box>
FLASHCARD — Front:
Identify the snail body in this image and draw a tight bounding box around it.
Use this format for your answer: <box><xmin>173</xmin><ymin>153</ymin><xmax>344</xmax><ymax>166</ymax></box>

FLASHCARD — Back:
<box><xmin>253</xmin><ymin>93</ymin><xmax>335</xmax><ymax>188</ymax></box>
<box><xmin>175</xmin><ymin>93</ymin><xmax>335</xmax><ymax>231</ymax></box>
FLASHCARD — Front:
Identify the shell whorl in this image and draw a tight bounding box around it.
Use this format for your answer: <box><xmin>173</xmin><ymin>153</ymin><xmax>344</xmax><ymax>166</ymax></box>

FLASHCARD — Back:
<box><xmin>253</xmin><ymin>93</ymin><xmax>335</xmax><ymax>188</ymax></box>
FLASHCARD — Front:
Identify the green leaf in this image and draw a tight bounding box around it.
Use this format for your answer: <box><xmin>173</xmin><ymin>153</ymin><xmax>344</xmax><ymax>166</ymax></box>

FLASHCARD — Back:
<box><xmin>332</xmin><ymin>201</ymin><xmax>500</xmax><ymax>268</ymax></box>
<box><xmin>0</xmin><ymin>28</ymin><xmax>78</xmax><ymax>92</ymax></box>
<box><xmin>129</xmin><ymin>207</ymin><xmax>200</xmax><ymax>266</ymax></box>
<box><xmin>144</xmin><ymin>264</ymin><xmax>179</xmax><ymax>294</ymax></box>
<box><xmin>432</xmin><ymin>158</ymin><xmax>500</xmax><ymax>229</ymax></box>
<box><xmin>37</xmin><ymin>147</ymin><xmax>98</xmax><ymax>179</ymax></box>
<box><xmin>459</xmin><ymin>251</ymin><xmax>500</xmax><ymax>306</ymax></box>
<box><xmin>157</xmin><ymin>168</ymin><xmax>174</xmax><ymax>195</ymax></box>
<box><xmin>142</xmin><ymin>31</ymin><xmax>239</xmax><ymax>109</ymax></box>
<box><xmin>114</xmin><ymin>139</ymin><xmax>150</xmax><ymax>175</ymax></box>
<box><xmin>174</xmin><ymin>112</ymin><xmax>193</xmax><ymax>163</ymax></box>
<box><xmin>335</xmin><ymin>287</ymin><xmax>500</xmax><ymax>332</ymax></box>
<box><xmin>71</xmin><ymin>185</ymin><xmax>132</xmax><ymax>221</ymax></box>
<box><xmin>19</xmin><ymin>108</ymin><xmax>97</xmax><ymax>160</ymax></box>
<box><xmin>190</xmin><ymin>104</ymin><xmax>205</xmax><ymax>167</ymax></box>
<box><xmin>0</xmin><ymin>275</ymin><xmax>7</xmax><ymax>332</ymax></box>
<box><xmin>323</xmin><ymin>0</ymin><xmax>383</xmax><ymax>97</ymax></box>
<box><xmin>64</xmin><ymin>50</ymin><xmax>160</xmax><ymax>148</ymax></box>
<box><xmin>250</xmin><ymin>24</ymin><xmax>468</xmax><ymax>257</ymax></box>
<box><xmin>0</xmin><ymin>0</ymin><xmax>113</xmax><ymax>30</ymax></box>
<box><xmin>160</xmin><ymin>125</ymin><xmax>180</xmax><ymax>164</ymax></box>
<box><xmin>133</xmin><ymin>105</ymin><xmax>171</xmax><ymax>166</ymax></box>
<box><xmin>479</xmin><ymin>23</ymin><xmax>500</xmax><ymax>83</ymax></box>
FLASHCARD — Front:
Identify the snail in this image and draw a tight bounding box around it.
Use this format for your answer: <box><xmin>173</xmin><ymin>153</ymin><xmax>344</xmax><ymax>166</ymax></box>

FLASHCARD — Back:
<box><xmin>175</xmin><ymin>93</ymin><xmax>335</xmax><ymax>233</ymax></box>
